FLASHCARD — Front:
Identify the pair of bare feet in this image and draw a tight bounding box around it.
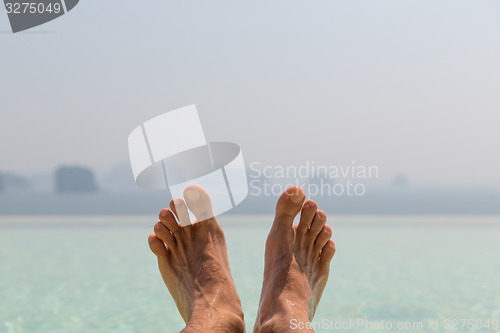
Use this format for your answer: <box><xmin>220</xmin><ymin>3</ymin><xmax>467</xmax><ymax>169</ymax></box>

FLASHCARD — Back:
<box><xmin>148</xmin><ymin>186</ymin><xmax>336</xmax><ymax>332</ymax></box>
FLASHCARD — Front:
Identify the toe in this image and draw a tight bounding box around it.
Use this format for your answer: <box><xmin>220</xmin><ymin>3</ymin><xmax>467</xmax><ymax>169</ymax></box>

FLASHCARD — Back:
<box><xmin>159</xmin><ymin>209</ymin><xmax>181</xmax><ymax>234</ymax></box>
<box><xmin>297</xmin><ymin>200</ymin><xmax>317</xmax><ymax>235</ymax></box>
<box><xmin>168</xmin><ymin>200</ymin><xmax>183</xmax><ymax>228</ymax></box>
<box><xmin>169</xmin><ymin>200</ymin><xmax>178</xmax><ymax>218</ymax></box>
<box><xmin>308</xmin><ymin>210</ymin><xmax>327</xmax><ymax>238</ymax></box>
<box><xmin>154</xmin><ymin>222</ymin><xmax>175</xmax><ymax>248</ymax></box>
<box><xmin>273</xmin><ymin>186</ymin><xmax>305</xmax><ymax>229</ymax></box>
<box><xmin>172</xmin><ymin>197</ymin><xmax>192</xmax><ymax>227</ymax></box>
<box><xmin>148</xmin><ymin>234</ymin><xmax>168</xmax><ymax>258</ymax></box>
<box><xmin>184</xmin><ymin>184</ymin><xmax>215</xmax><ymax>223</ymax></box>
<box><xmin>314</xmin><ymin>225</ymin><xmax>332</xmax><ymax>252</ymax></box>
<box><xmin>320</xmin><ymin>240</ymin><xmax>336</xmax><ymax>269</ymax></box>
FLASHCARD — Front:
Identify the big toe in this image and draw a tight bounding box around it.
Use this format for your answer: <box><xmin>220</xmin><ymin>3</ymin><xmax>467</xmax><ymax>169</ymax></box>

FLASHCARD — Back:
<box><xmin>273</xmin><ymin>186</ymin><xmax>305</xmax><ymax>229</ymax></box>
<box><xmin>183</xmin><ymin>184</ymin><xmax>215</xmax><ymax>223</ymax></box>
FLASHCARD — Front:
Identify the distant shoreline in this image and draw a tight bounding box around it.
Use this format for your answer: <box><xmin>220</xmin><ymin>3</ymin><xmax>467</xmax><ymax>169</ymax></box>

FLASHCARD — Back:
<box><xmin>1</xmin><ymin>187</ymin><xmax>499</xmax><ymax>215</ymax></box>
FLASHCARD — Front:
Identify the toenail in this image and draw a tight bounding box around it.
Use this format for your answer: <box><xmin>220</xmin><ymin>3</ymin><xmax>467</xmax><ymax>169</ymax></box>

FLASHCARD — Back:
<box><xmin>318</xmin><ymin>211</ymin><xmax>326</xmax><ymax>218</ymax></box>
<box><xmin>184</xmin><ymin>188</ymin><xmax>201</xmax><ymax>202</ymax></box>
<box><xmin>160</xmin><ymin>209</ymin><xmax>168</xmax><ymax>218</ymax></box>
<box><xmin>290</xmin><ymin>192</ymin><xmax>303</xmax><ymax>203</ymax></box>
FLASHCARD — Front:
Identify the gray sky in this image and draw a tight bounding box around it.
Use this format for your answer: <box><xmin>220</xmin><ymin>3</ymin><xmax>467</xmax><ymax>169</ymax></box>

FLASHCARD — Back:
<box><xmin>1</xmin><ymin>0</ymin><xmax>499</xmax><ymax>187</ymax></box>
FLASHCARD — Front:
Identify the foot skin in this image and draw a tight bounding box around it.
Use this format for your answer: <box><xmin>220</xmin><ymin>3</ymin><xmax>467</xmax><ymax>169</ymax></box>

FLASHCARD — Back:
<box><xmin>148</xmin><ymin>186</ymin><xmax>245</xmax><ymax>332</ymax></box>
<box><xmin>254</xmin><ymin>187</ymin><xmax>336</xmax><ymax>333</ymax></box>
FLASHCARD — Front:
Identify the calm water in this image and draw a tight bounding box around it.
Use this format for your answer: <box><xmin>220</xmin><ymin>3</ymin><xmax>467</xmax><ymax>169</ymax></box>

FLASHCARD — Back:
<box><xmin>1</xmin><ymin>215</ymin><xmax>499</xmax><ymax>333</ymax></box>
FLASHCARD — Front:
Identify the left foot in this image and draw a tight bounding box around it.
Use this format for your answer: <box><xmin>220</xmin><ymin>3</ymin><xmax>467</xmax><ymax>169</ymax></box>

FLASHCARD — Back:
<box><xmin>148</xmin><ymin>185</ymin><xmax>245</xmax><ymax>332</ymax></box>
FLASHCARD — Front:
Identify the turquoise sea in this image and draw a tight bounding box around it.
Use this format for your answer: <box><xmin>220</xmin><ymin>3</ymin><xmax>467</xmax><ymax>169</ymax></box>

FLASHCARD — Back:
<box><xmin>1</xmin><ymin>215</ymin><xmax>499</xmax><ymax>333</ymax></box>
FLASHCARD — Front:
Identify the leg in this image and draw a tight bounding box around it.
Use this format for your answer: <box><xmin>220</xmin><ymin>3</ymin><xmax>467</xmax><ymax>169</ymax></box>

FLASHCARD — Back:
<box><xmin>254</xmin><ymin>187</ymin><xmax>336</xmax><ymax>333</ymax></box>
<box><xmin>148</xmin><ymin>185</ymin><xmax>245</xmax><ymax>332</ymax></box>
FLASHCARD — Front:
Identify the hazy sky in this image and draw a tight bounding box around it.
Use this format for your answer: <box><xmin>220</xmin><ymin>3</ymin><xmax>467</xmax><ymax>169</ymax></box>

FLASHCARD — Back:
<box><xmin>1</xmin><ymin>1</ymin><xmax>499</xmax><ymax>186</ymax></box>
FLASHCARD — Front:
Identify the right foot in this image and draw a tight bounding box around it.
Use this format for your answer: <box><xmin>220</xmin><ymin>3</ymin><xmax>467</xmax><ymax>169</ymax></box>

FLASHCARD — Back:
<box><xmin>148</xmin><ymin>185</ymin><xmax>245</xmax><ymax>332</ymax></box>
<box><xmin>254</xmin><ymin>187</ymin><xmax>336</xmax><ymax>333</ymax></box>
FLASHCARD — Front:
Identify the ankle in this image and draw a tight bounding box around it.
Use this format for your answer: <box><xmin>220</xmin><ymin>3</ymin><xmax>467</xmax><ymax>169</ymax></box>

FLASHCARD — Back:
<box><xmin>185</xmin><ymin>314</ymin><xmax>245</xmax><ymax>333</ymax></box>
<box><xmin>255</xmin><ymin>294</ymin><xmax>312</xmax><ymax>332</ymax></box>
<box><xmin>258</xmin><ymin>313</ymin><xmax>312</xmax><ymax>333</ymax></box>
<box><xmin>216</xmin><ymin>311</ymin><xmax>246</xmax><ymax>333</ymax></box>
<box><xmin>185</xmin><ymin>303</ymin><xmax>245</xmax><ymax>332</ymax></box>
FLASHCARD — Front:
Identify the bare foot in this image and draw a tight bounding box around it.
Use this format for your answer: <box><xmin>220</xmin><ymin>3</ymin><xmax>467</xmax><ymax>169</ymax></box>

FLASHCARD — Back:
<box><xmin>148</xmin><ymin>186</ymin><xmax>245</xmax><ymax>332</ymax></box>
<box><xmin>254</xmin><ymin>187</ymin><xmax>336</xmax><ymax>333</ymax></box>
